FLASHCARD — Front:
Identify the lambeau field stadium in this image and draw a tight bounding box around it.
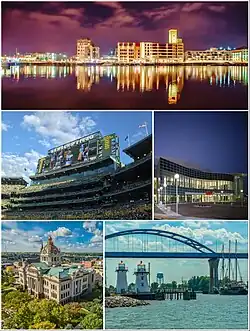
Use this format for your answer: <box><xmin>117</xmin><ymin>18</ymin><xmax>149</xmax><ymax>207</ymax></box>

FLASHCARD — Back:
<box><xmin>1</xmin><ymin>131</ymin><xmax>152</xmax><ymax>220</ymax></box>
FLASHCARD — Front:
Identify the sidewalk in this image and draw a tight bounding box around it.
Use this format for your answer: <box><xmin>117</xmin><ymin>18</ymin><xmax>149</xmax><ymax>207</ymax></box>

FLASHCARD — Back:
<box><xmin>155</xmin><ymin>204</ymin><xmax>212</xmax><ymax>220</ymax></box>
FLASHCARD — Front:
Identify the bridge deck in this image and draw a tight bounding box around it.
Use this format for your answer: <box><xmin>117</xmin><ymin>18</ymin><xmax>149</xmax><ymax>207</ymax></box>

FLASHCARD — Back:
<box><xmin>105</xmin><ymin>252</ymin><xmax>248</xmax><ymax>259</ymax></box>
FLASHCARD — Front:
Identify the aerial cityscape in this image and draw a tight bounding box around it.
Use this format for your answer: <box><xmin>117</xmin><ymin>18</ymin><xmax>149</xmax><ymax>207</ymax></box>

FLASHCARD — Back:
<box><xmin>1</xmin><ymin>1</ymin><xmax>248</xmax><ymax>109</ymax></box>
<box><xmin>2</xmin><ymin>221</ymin><xmax>103</xmax><ymax>329</ymax></box>
<box><xmin>105</xmin><ymin>221</ymin><xmax>248</xmax><ymax>329</ymax></box>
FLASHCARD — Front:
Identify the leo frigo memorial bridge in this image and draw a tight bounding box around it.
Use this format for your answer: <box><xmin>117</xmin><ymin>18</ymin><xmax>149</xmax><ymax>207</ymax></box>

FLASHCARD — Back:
<box><xmin>105</xmin><ymin>229</ymin><xmax>248</xmax><ymax>293</ymax></box>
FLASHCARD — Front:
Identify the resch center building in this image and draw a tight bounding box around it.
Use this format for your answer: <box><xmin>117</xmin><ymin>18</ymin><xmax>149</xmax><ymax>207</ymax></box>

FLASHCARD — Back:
<box><xmin>155</xmin><ymin>157</ymin><xmax>246</xmax><ymax>204</ymax></box>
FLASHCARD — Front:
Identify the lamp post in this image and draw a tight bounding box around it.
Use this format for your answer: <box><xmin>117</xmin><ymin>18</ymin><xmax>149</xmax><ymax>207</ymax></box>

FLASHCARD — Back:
<box><xmin>221</xmin><ymin>190</ymin><xmax>224</xmax><ymax>204</ymax></box>
<box><xmin>174</xmin><ymin>174</ymin><xmax>179</xmax><ymax>214</ymax></box>
<box><xmin>163</xmin><ymin>176</ymin><xmax>167</xmax><ymax>205</ymax></box>
<box><xmin>160</xmin><ymin>186</ymin><xmax>163</xmax><ymax>205</ymax></box>
<box><xmin>163</xmin><ymin>182</ymin><xmax>167</xmax><ymax>205</ymax></box>
<box><xmin>157</xmin><ymin>188</ymin><xmax>160</xmax><ymax>204</ymax></box>
<box><xmin>240</xmin><ymin>189</ymin><xmax>243</xmax><ymax>207</ymax></box>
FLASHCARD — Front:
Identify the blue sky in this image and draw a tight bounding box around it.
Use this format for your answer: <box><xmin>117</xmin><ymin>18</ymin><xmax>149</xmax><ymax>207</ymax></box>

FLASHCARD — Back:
<box><xmin>2</xmin><ymin>221</ymin><xmax>103</xmax><ymax>253</ymax></box>
<box><xmin>2</xmin><ymin>111</ymin><xmax>152</xmax><ymax>181</ymax></box>
<box><xmin>105</xmin><ymin>221</ymin><xmax>248</xmax><ymax>285</ymax></box>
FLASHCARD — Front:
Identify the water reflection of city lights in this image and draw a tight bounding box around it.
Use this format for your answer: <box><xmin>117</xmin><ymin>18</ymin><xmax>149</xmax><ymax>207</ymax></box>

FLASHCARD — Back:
<box><xmin>2</xmin><ymin>65</ymin><xmax>248</xmax><ymax>104</ymax></box>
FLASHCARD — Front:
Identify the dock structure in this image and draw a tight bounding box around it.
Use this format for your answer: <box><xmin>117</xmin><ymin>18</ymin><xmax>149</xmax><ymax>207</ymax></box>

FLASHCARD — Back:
<box><xmin>161</xmin><ymin>289</ymin><xmax>197</xmax><ymax>300</ymax></box>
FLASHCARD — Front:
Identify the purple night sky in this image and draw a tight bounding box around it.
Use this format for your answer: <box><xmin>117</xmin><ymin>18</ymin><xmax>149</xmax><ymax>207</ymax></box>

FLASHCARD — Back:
<box><xmin>2</xmin><ymin>1</ymin><xmax>248</xmax><ymax>55</ymax></box>
<box><xmin>155</xmin><ymin>111</ymin><xmax>248</xmax><ymax>175</ymax></box>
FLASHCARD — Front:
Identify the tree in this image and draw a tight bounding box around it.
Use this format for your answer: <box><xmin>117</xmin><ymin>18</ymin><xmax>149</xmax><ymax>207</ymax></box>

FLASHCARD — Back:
<box><xmin>108</xmin><ymin>285</ymin><xmax>115</xmax><ymax>293</ymax></box>
<box><xmin>81</xmin><ymin>313</ymin><xmax>103</xmax><ymax>329</ymax></box>
<box><xmin>150</xmin><ymin>282</ymin><xmax>159</xmax><ymax>292</ymax></box>
<box><xmin>128</xmin><ymin>283</ymin><xmax>135</xmax><ymax>292</ymax></box>
<box><xmin>3</xmin><ymin>290</ymin><xmax>32</xmax><ymax>309</ymax></box>
<box><xmin>171</xmin><ymin>281</ymin><xmax>177</xmax><ymax>289</ymax></box>
<box><xmin>4</xmin><ymin>305</ymin><xmax>34</xmax><ymax>329</ymax></box>
<box><xmin>30</xmin><ymin>321</ymin><xmax>57</xmax><ymax>329</ymax></box>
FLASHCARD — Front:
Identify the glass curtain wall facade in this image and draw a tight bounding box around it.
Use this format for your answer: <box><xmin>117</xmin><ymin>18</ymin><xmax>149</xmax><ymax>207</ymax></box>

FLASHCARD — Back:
<box><xmin>155</xmin><ymin>157</ymin><xmax>245</xmax><ymax>204</ymax></box>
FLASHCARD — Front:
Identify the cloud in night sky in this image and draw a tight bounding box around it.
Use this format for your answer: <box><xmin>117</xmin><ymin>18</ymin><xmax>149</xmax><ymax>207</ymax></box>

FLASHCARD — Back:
<box><xmin>2</xmin><ymin>2</ymin><xmax>248</xmax><ymax>55</ymax></box>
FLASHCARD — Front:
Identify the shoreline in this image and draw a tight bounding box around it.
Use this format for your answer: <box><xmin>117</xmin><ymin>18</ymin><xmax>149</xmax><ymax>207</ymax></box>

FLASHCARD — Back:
<box><xmin>105</xmin><ymin>295</ymin><xmax>150</xmax><ymax>308</ymax></box>
<box><xmin>1</xmin><ymin>62</ymin><xmax>248</xmax><ymax>67</ymax></box>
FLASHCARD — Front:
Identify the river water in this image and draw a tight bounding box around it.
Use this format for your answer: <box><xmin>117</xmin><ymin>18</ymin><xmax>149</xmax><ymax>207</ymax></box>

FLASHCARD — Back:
<box><xmin>1</xmin><ymin>65</ymin><xmax>248</xmax><ymax>110</ymax></box>
<box><xmin>105</xmin><ymin>294</ymin><xmax>248</xmax><ymax>329</ymax></box>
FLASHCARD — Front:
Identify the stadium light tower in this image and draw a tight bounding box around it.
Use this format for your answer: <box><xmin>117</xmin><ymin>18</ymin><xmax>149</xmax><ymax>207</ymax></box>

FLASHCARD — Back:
<box><xmin>174</xmin><ymin>173</ymin><xmax>179</xmax><ymax>214</ymax></box>
<box><xmin>139</xmin><ymin>122</ymin><xmax>149</xmax><ymax>136</ymax></box>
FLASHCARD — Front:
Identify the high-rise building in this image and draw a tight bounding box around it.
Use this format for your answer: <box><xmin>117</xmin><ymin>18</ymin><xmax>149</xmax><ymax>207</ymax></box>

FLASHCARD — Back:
<box><xmin>169</xmin><ymin>29</ymin><xmax>178</xmax><ymax>44</ymax></box>
<box><xmin>76</xmin><ymin>38</ymin><xmax>100</xmax><ymax>62</ymax></box>
<box><xmin>167</xmin><ymin>29</ymin><xmax>184</xmax><ymax>62</ymax></box>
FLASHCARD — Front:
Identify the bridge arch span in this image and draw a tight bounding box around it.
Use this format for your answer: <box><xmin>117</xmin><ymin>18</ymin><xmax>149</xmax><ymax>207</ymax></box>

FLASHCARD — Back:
<box><xmin>105</xmin><ymin>229</ymin><xmax>215</xmax><ymax>253</ymax></box>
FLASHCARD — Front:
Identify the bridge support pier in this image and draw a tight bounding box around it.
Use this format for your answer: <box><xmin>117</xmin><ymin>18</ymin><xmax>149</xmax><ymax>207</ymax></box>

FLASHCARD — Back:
<box><xmin>208</xmin><ymin>258</ymin><xmax>219</xmax><ymax>293</ymax></box>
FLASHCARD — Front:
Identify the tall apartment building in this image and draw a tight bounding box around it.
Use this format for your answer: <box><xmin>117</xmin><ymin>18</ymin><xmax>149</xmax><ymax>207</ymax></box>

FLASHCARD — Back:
<box><xmin>76</xmin><ymin>38</ymin><xmax>100</xmax><ymax>62</ymax></box>
<box><xmin>168</xmin><ymin>29</ymin><xmax>178</xmax><ymax>44</ymax></box>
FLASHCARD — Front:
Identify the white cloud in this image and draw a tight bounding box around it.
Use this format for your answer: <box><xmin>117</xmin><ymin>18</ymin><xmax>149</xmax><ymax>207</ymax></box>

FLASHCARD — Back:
<box><xmin>2</xmin><ymin>223</ymin><xmax>102</xmax><ymax>253</ymax></box>
<box><xmin>153</xmin><ymin>224</ymin><xmax>248</xmax><ymax>245</ymax></box>
<box><xmin>182</xmin><ymin>221</ymin><xmax>211</xmax><ymax>229</ymax></box>
<box><xmin>2</xmin><ymin>122</ymin><xmax>12</xmax><ymax>131</ymax></box>
<box><xmin>2</xmin><ymin>225</ymin><xmax>45</xmax><ymax>252</ymax></box>
<box><xmin>1</xmin><ymin>149</ymin><xmax>43</xmax><ymax>182</ymax></box>
<box><xmin>28</xmin><ymin>235</ymin><xmax>43</xmax><ymax>244</ymax></box>
<box><xmin>48</xmin><ymin>227</ymin><xmax>72</xmax><ymax>238</ymax></box>
<box><xmin>38</xmin><ymin>139</ymin><xmax>51</xmax><ymax>148</ymax></box>
<box><xmin>83</xmin><ymin>221</ymin><xmax>103</xmax><ymax>248</ymax></box>
<box><xmin>22</xmin><ymin>112</ymin><xmax>97</xmax><ymax>147</ymax></box>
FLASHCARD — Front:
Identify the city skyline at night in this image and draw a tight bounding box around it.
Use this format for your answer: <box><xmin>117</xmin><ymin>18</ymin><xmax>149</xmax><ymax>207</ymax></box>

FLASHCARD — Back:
<box><xmin>2</xmin><ymin>2</ymin><xmax>248</xmax><ymax>55</ymax></box>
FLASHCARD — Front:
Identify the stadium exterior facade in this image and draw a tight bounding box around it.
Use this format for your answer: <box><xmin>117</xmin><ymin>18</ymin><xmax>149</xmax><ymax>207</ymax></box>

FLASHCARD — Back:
<box><xmin>155</xmin><ymin>157</ymin><xmax>245</xmax><ymax>204</ymax></box>
<box><xmin>2</xmin><ymin>132</ymin><xmax>152</xmax><ymax>219</ymax></box>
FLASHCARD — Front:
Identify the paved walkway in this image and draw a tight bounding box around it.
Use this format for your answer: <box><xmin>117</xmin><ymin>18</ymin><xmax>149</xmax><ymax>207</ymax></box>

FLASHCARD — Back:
<box><xmin>154</xmin><ymin>204</ymin><xmax>212</xmax><ymax>220</ymax></box>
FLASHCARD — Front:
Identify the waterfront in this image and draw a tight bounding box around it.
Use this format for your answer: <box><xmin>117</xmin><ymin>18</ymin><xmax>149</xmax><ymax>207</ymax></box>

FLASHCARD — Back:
<box><xmin>105</xmin><ymin>294</ymin><xmax>248</xmax><ymax>329</ymax></box>
<box><xmin>2</xmin><ymin>65</ymin><xmax>248</xmax><ymax>110</ymax></box>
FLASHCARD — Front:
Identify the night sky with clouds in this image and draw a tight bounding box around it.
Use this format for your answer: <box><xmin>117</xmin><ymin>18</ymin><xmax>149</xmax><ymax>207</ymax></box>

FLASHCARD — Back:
<box><xmin>105</xmin><ymin>221</ymin><xmax>248</xmax><ymax>284</ymax></box>
<box><xmin>2</xmin><ymin>2</ymin><xmax>248</xmax><ymax>55</ymax></box>
<box><xmin>2</xmin><ymin>221</ymin><xmax>103</xmax><ymax>253</ymax></box>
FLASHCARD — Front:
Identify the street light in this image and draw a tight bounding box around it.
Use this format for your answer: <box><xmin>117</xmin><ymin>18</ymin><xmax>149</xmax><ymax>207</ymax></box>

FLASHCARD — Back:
<box><xmin>163</xmin><ymin>176</ymin><xmax>167</xmax><ymax>205</ymax></box>
<box><xmin>163</xmin><ymin>182</ymin><xmax>167</xmax><ymax>205</ymax></box>
<box><xmin>157</xmin><ymin>188</ymin><xmax>160</xmax><ymax>204</ymax></box>
<box><xmin>240</xmin><ymin>189</ymin><xmax>244</xmax><ymax>207</ymax></box>
<box><xmin>221</xmin><ymin>190</ymin><xmax>224</xmax><ymax>204</ymax></box>
<box><xmin>160</xmin><ymin>186</ymin><xmax>163</xmax><ymax>205</ymax></box>
<box><xmin>174</xmin><ymin>174</ymin><xmax>180</xmax><ymax>214</ymax></box>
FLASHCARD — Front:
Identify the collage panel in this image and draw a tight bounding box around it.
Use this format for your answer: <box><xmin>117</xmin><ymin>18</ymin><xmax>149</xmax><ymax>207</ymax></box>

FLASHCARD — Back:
<box><xmin>1</xmin><ymin>220</ymin><xmax>103</xmax><ymax>329</ymax></box>
<box><xmin>154</xmin><ymin>111</ymin><xmax>248</xmax><ymax>220</ymax></box>
<box><xmin>1</xmin><ymin>1</ymin><xmax>248</xmax><ymax>110</ymax></box>
<box><xmin>1</xmin><ymin>0</ymin><xmax>249</xmax><ymax>330</ymax></box>
<box><xmin>104</xmin><ymin>220</ymin><xmax>248</xmax><ymax>330</ymax></box>
<box><xmin>1</xmin><ymin>111</ymin><xmax>152</xmax><ymax>220</ymax></box>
